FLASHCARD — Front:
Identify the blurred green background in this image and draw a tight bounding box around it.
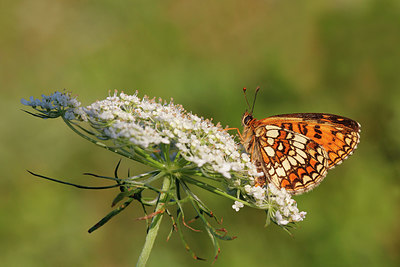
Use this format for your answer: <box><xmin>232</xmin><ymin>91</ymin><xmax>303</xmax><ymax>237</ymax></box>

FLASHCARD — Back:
<box><xmin>1</xmin><ymin>0</ymin><xmax>399</xmax><ymax>266</ymax></box>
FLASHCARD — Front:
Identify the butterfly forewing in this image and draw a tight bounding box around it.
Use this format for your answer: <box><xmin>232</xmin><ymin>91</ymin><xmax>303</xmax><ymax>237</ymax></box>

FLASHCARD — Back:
<box><xmin>242</xmin><ymin>112</ymin><xmax>360</xmax><ymax>195</ymax></box>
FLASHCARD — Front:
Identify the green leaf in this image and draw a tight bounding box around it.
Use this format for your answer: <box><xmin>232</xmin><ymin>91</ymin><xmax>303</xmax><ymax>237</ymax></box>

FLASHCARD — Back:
<box><xmin>111</xmin><ymin>190</ymin><xmax>135</xmax><ymax>207</ymax></box>
<box><xmin>88</xmin><ymin>198</ymin><xmax>134</xmax><ymax>233</ymax></box>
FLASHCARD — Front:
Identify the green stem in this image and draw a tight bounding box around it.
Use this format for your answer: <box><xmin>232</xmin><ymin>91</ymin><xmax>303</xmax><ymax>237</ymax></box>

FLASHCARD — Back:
<box><xmin>136</xmin><ymin>174</ymin><xmax>172</xmax><ymax>267</ymax></box>
<box><xmin>183</xmin><ymin>175</ymin><xmax>254</xmax><ymax>207</ymax></box>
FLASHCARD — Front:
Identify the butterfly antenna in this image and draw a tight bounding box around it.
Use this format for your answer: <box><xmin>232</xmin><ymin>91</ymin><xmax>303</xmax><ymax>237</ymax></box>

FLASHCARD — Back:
<box><xmin>242</xmin><ymin>87</ymin><xmax>252</xmax><ymax>111</ymax></box>
<box><xmin>250</xmin><ymin>86</ymin><xmax>260</xmax><ymax>114</ymax></box>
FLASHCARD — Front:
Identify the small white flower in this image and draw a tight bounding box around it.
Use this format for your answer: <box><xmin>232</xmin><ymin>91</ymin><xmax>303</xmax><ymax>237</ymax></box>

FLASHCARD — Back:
<box><xmin>233</xmin><ymin>179</ymin><xmax>241</xmax><ymax>187</ymax></box>
<box><xmin>232</xmin><ymin>201</ymin><xmax>244</xmax><ymax>212</ymax></box>
<box><xmin>244</xmin><ymin>184</ymin><xmax>252</xmax><ymax>194</ymax></box>
<box><xmin>275</xmin><ymin>211</ymin><xmax>289</xmax><ymax>225</ymax></box>
<box><xmin>241</xmin><ymin>153</ymin><xmax>250</xmax><ymax>162</ymax></box>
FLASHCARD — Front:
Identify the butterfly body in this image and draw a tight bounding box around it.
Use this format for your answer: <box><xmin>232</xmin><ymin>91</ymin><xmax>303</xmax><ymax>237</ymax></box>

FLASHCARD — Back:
<box><xmin>241</xmin><ymin>111</ymin><xmax>361</xmax><ymax>195</ymax></box>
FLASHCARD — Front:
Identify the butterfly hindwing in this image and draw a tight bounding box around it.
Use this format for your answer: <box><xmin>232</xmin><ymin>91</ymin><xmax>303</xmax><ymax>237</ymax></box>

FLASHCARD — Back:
<box><xmin>251</xmin><ymin>125</ymin><xmax>330</xmax><ymax>195</ymax></box>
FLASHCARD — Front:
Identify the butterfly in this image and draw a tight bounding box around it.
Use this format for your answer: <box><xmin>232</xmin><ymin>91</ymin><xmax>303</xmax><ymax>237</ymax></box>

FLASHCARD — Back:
<box><xmin>240</xmin><ymin>87</ymin><xmax>361</xmax><ymax>195</ymax></box>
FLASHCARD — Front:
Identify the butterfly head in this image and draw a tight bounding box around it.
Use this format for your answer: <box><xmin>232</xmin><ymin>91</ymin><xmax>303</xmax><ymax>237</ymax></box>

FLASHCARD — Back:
<box><xmin>241</xmin><ymin>111</ymin><xmax>254</xmax><ymax>126</ymax></box>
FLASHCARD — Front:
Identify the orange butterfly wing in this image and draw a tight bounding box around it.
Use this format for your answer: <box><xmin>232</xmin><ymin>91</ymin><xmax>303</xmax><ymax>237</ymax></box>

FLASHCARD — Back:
<box><xmin>243</xmin><ymin>113</ymin><xmax>360</xmax><ymax>195</ymax></box>
<box><xmin>257</xmin><ymin>113</ymin><xmax>361</xmax><ymax>168</ymax></box>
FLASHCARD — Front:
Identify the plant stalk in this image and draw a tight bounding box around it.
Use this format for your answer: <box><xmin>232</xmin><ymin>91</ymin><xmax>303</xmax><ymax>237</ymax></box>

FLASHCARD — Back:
<box><xmin>136</xmin><ymin>174</ymin><xmax>171</xmax><ymax>267</ymax></box>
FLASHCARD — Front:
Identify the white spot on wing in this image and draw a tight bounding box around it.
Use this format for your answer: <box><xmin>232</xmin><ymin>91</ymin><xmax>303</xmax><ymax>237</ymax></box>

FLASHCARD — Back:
<box><xmin>264</xmin><ymin>146</ymin><xmax>275</xmax><ymax>157</ymax></box>
<box><xmin>288</xmin><ymin>156</ymin><xmax>297</xmax><ymax>166</ymax></box>
<box><xmin>294</xmin><ymin>181</ymin><xmax>303</xmax><ymax>189</ymax></box>
<box><xmin>345</xmin><ymin>138</ymin><xmax>352</xmax><ymax>145</ymax></box>
<box><xmin>302</xmin><ymin>175</ymin><xmax>312</xmax><ymax>183</ymax></box>
<box><xmin>277</xmin><ymin>142</ymin><xmax>284</xmax><ymax>151</ymax></box>
<box><xmin>295</xmin><ymin>154</ymin><xmax>306</xmax><ymax>165</ymax></box>
<box><xmin>266</xmin><ymin>129</ymin><xmax>280</xmax><ymax>138</ymax></box>
<box><xmin>296</xmin><ymin>148</ymin><xmax>307</xmax><ymax>159</ymax></box>
<box><xmin>293</xmin><ymin>142</ymin><xmax>305</xmax><ymax>149</ymax></box>
<box><xmin>293</xmin><ymin>135</ymin><xmax>307</xmax><ymax>144</ymax></box>
<box><xmin>268</xmin><ymin>167</ymin><xmax>275</xmax><ymax>175</ymax></box>
<box><xmin>267</xmin><ymin>138</ymin><xmax>274</xmax><ymax>146</ymax></box>
<box><xmin>276</xmin><ymin>167</ymin><xmax>286</xmax><ymax>177</ymax></box>
<box><xmin>317</xmin><ymin>155</ymin><xmax>325</xmax><ymax>164</ymax></box>
<box><xmin>316</xmin><ymin>163</ymin><xmax>324</xmax><ymax>173</ymax></box>
<box><xmin>265</xmin><ymin>125</ymin><xmax>281</xmax><ymax>130</ymax></box>
<box><xmin>282</xmin><ymin>159</ymin><xmax>291</xmax><ymax>171</ymax></box>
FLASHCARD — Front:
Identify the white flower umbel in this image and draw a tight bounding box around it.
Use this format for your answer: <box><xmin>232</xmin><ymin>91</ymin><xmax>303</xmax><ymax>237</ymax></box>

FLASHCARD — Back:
<box><xmin>266</xmin><ymin>184</ymin><xmax>306</xmax><ymax>225</ymax></box>
<box><xmin>243</xmin><ymin>183</ymin><xmax>306</xmax><ymax>225</ymax></box>
<box><xmin>22</xmin><ymin>90</ymin><xmax>307</xmax><ymax>264</ymax></box>
<box><xmin>78</xmin><ymin>91</ymin><xmax>259</xmax><ymax>180</ymax></box>
<box><xmin>21</xmin><ymin>91</ymin><xmax>82</xmax><ymax>120</ymax></box>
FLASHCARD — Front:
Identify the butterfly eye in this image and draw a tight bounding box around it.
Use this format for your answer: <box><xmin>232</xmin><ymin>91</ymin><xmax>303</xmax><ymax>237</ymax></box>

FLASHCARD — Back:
<box><xmin>243</xmin><ymin>114</ymin><xmax>253</xmax><ymax>125</ymax></box>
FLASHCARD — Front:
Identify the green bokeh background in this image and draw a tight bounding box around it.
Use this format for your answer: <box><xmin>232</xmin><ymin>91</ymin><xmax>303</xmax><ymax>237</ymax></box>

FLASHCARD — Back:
<box><xmin>2</xmin><ymin>0</ymin><xmax>399</xmax><ymax>266</ymax></box>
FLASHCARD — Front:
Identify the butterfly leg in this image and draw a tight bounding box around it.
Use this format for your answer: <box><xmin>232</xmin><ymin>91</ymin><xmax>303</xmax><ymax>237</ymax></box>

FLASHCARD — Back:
<box><xmin>223</xmin><ymin>127</ymin><xmax>243</xmax><ymax>140</ymax></box>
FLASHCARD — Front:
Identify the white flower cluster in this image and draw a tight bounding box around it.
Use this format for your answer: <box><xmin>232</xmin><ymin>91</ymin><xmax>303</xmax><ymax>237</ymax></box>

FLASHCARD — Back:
<box><xmin>232</xmin><ymin>201</ymin><xmax>244</xmax><ymax>212</ymax></box>
<box><xmin>75</xmin><ymin>91</ymin><xmax>259</xmax><ymax>179</ymax></box>
<box><xmin>21</xmin><ymin>91</ymin><xmax>82</xmax><ymax>120</ymax></box>
<box><xmin>244</xmin><ymin>184</ymin><xmax>268</xmax><ymax>204</ymax></box>
<box><xmin>237</xmin><ymin>183</ymin><xmax>305</xmax><ymax>225</ymax></box>
<box><xmin>267</xmin><ymin>184</ymin><xmax>307</xmax><ymax>225</ymax></box>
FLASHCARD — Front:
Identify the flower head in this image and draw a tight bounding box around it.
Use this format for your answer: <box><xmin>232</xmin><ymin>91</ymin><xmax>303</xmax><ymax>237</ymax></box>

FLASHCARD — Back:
<box><xmin>69</xmin><ymin>91</ymin><xmax>258</xmax><ymax>180</ymax></box>
<box><xmin>21</xmin><ymin>91</ymin><xmax>81</xmax><ymax>119</ymax></box>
